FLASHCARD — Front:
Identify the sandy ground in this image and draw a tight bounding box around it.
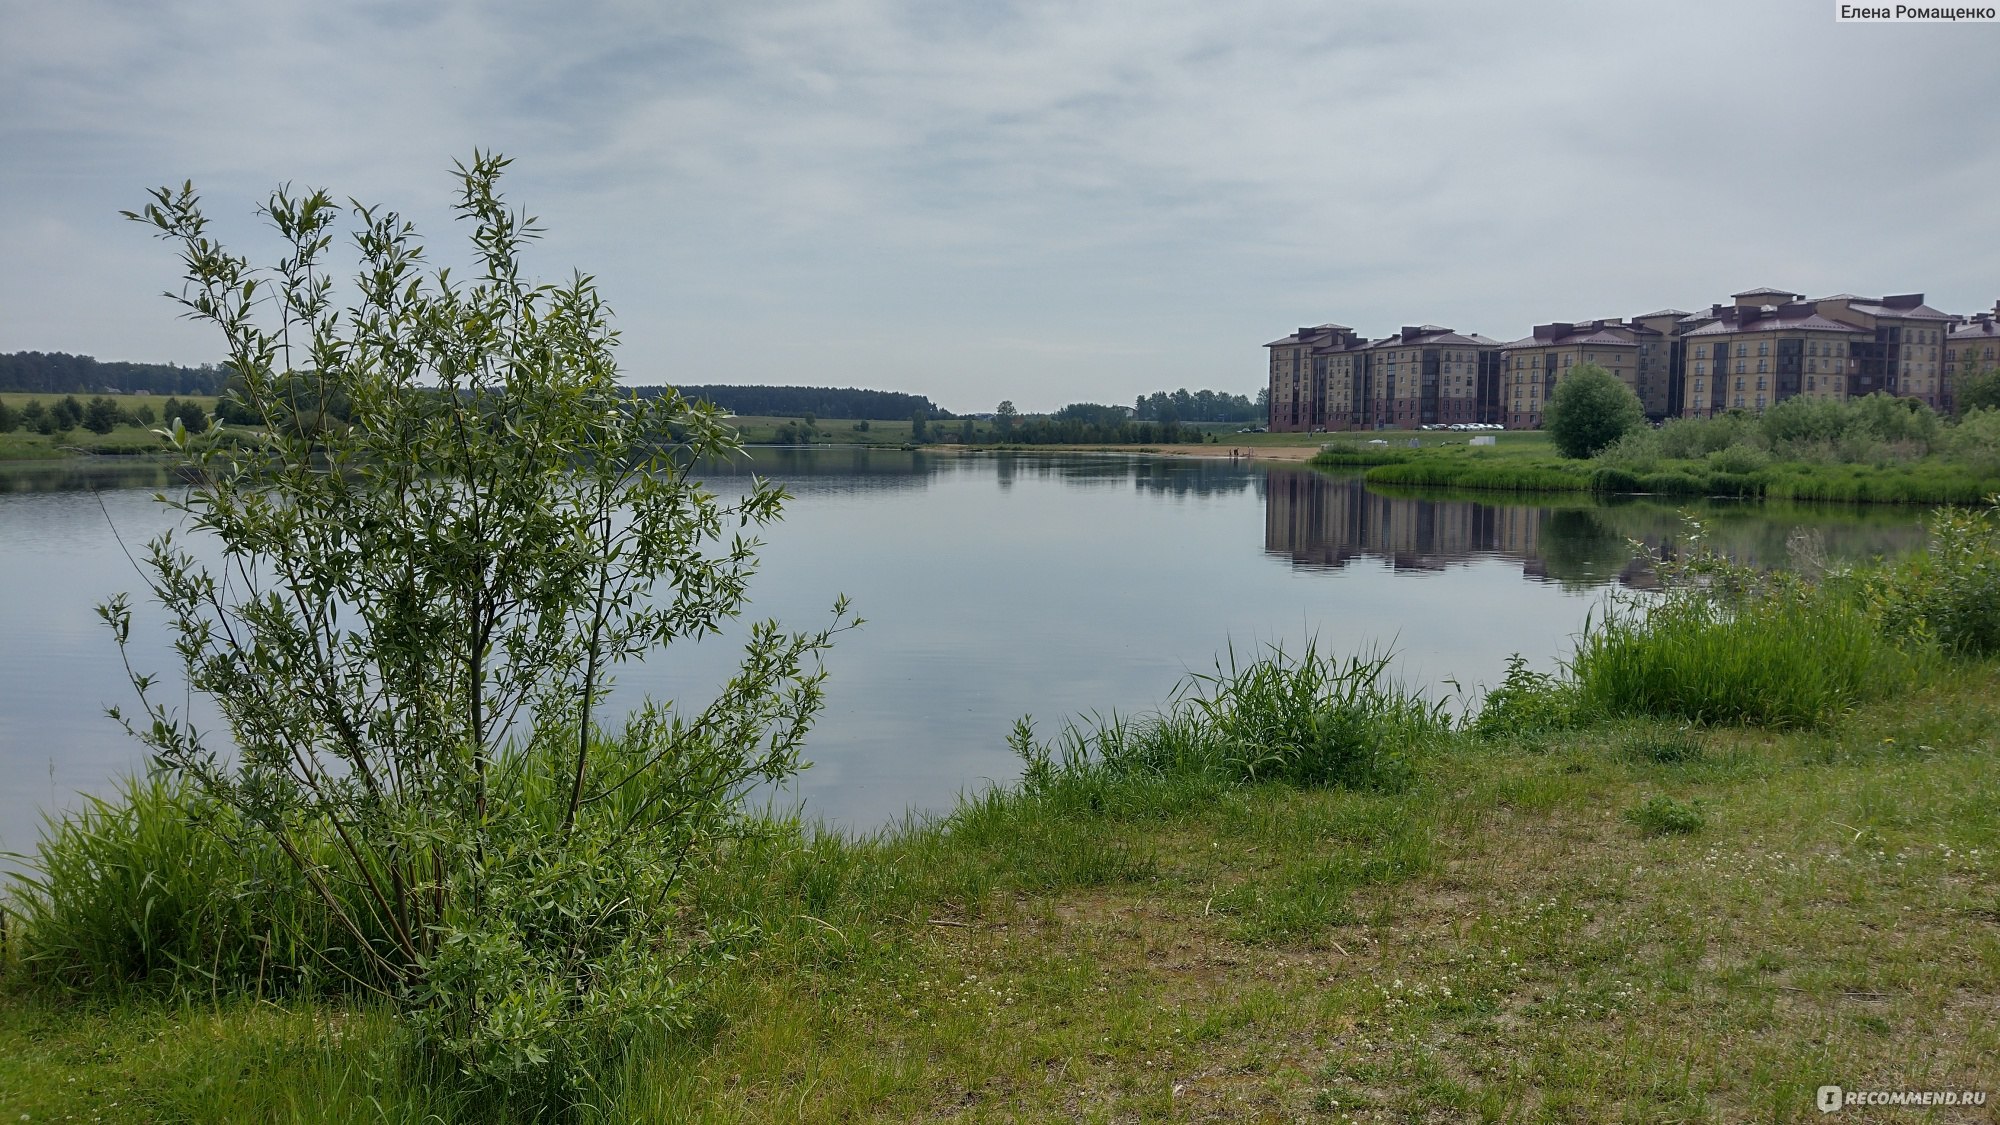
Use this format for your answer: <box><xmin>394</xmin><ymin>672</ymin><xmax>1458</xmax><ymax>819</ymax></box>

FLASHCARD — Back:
<box><xmin>1107</xmin><ymin>442</ymin><xmax>1324</xmax><ymax>462</ymax></box>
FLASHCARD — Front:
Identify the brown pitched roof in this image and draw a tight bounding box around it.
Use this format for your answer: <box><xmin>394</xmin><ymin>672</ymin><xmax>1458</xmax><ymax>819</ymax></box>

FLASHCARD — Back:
<box><xmin>1681</xmin><ymin>312</ymin><xmax>1863</xmax><ymax>337</ymax></box>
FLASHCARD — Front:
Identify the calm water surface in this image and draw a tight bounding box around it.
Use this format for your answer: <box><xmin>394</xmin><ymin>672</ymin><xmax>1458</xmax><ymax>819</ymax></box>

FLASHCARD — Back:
<box><xmin>0</xmin><ymin>450</ymin><xmax>1927</xmax><ymax>851</ymax></box>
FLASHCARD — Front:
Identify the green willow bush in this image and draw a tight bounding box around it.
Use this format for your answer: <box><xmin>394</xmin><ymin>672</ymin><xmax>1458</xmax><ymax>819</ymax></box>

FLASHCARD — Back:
<box><xmin>1864</xmin><ymin>500</ymin><xmax>2000</xmax><ymax>655</ymax></box>
<box><xmin>84</xmin><ymin>154</ymin><xmax>852</xmax><ymax>1108</ymax></box>
<box><xmin>1470</xmin><ymin>654</ymin><xmax>1580</xmax><ymax>741</ymax></box>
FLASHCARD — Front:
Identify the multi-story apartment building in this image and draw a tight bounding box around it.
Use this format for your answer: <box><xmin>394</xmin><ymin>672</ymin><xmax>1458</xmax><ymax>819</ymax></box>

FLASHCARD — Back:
<box><xmin>1264</xmin><ymin>323</ymin><xmax>1356</xmax><ymax>432</ymax></box>
<box><xmin>1268</xmin><ymin>287</ymin><xmax>1986</xmax><ymax>431</ymax></box>
<box><xmin>1319</xmin><ymin>328</ymin><xmax>1381</xmax><ymax>429</ymax></box>
<box><xmin>1498</xmin><ymin>320</ymin><xmax>1653</xmax><ymax>430</ymax></box>
<box><xmin>1945</xmin><ymin>305</ymin><xmax>2000</xmax><ymax>413</ymax></box>
<box><xmin>1812</xmin><ymin>292</ymin><xmax>1955</xmax><ymax>408</ymax></box>
<box><xmin>1677</xmin><ymin>301</ymin><xmax>1866</xmax><ymax>418</ymax></box>
<box><xmin>1365</xmin><ymin>326</ymin><xmax>1503</xmax><ymax>430</ymax></box>
<box><xmin>1264</xmin><ymin>323</ymin><xmax>1500</xmax><ymax>431</ymax></box>
<box><xmin>1627</xmin><ymin>310</ymin><xmax>1690</xmax><ymax>420</ymax></box>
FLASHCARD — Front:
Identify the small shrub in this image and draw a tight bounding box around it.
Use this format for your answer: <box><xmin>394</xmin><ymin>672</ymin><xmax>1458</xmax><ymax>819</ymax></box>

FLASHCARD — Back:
<box><xmin>1639</xmin><ymin>471</ymin><xmax>1707</xmax><ymax>496</ymax></box>
<box><xmin>1625</xmin><ymin>794</ymin><xmax>1704</xmax><ymax>836</ymax></box>
<box><xmin>1704</xmin><ymin>443</ymin><xmax>1769</xmax><ymax>475</ymax></box>
<box><xmin>1943</xmin><ymin>409</ymin><xmax>2000</xmax><ymax>474</ymax></box>
<box><xmin>1471</xmin><ymin>654</ymin><xmax>1579</xmax><ymax>741</ymax></box>
<box><xmin>103</xmin><ymin>155</ymin><xmax>852</xmax><ymax>1112</ymax></box>
<box><xmin>1656</xmin><ymin>413</ymin><xmax>1756</xmax><ymax>460</ymax></box>
<box><xmin>1865</xmin><ymin>501</ymin><xmax>2000</xmax><ymax>654</ymax></box>
<box><xmin>1594</xmin><ymin>427</ymin><xmax>1663</xmax><ymax>471</ymax></box>
<box><xmin>1589</xmin><ymin>466</ymin><xmax>1643</xmax><ymax>493</ymax></box>
<box><xmin>1705</xmin><ymin>471</ymin><xmax>1761</xmax><ymax>498</ymax></box>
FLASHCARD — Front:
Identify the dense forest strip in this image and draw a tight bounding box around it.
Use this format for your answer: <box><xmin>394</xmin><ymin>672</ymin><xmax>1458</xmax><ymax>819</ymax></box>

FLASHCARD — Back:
<box><xmin>637</xmin><ymin>384</ymin><xmax>944</xmax><ymax>420</ymax></box>
<box><xmin>0</xmin><ymin>352</ymin><xmax>228</xmax><ymax>396</ymax></box>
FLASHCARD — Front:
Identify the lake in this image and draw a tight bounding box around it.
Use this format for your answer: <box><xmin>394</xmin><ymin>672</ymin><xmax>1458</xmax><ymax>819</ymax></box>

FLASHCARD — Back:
<box><xmin>0</xmin><ymin>449</ymin><xmax>1929</xmax><ymax>853</ymax></box>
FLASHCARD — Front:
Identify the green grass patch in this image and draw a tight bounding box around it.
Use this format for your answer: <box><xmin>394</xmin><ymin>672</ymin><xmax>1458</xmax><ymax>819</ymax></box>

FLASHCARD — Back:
<box><xmin>1311</xmin><ymin>421</ymin><xmax>2000</xmax><ymax>505</ymax></box>
<box><xmin>1572</xmin><ymin>587</ymin><xmax>1913</xmax><ymax>728</ymax></box>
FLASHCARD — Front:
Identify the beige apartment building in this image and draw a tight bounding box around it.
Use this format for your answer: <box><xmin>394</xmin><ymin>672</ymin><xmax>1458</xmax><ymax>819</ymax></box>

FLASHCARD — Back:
<box><xmin>1366</xmin><ymin>326</ymin><xmax>1504</xmax><ymax>430</ymax></box>
<box><xmin>1678</xmin><ymin>301</ymin><xmax>1866</xmax><ymax>418</ymax></box>
<box><xmin>1498</xmin><ymin>320</ymin><xmax>1653</xmax><ymax>431</ymax></box>
<box><xmin>1812</xmin><ymin>292</ymin><xmax>1955</xmax><ymax>409</ymax></box>
<box><xmin>1268</xmin><ymin>286</ymin><xmax>1989</xmax><ymax>431</ymax></box>
<box><xmin>1626</xmin><ymin>310</ymin><xmax>1689</xmax><ymax>418</ymax></box>
<box><xmin>1264</xmin><ymin>323</ymin><xmax>1501</xmax><ymax>431</ymax></box>
<box><xmin>1945</xmin><ymin>305</ymin><xmax>2000</xmax><ymax>413</ymax></box>
<box><xmin>1265</xmin><ymin>323</ymin><xmax>1367</xmax><ymax>432</ymax></box>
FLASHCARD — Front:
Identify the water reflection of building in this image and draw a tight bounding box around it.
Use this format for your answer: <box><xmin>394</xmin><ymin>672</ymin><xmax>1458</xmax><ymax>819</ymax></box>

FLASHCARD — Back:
<box><xmin>1263</xmin><ymin>471</ymin><xmax>1653</xmax><ymax>588</ymax></box>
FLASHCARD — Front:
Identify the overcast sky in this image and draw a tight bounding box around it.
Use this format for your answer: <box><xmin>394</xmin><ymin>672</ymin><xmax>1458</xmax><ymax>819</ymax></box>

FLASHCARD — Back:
<box><xmin>3</xmin><ymin>1</ymin><xmax>1995</xmax><ymax>414</ymax></box>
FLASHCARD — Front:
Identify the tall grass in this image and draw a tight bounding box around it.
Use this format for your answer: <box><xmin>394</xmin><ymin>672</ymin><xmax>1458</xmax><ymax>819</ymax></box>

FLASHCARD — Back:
<box><xmin>2</xmin><ymin>775</ymin><xmax>395</xmax><ymax>997</ymax></box>
<box><xmin>1362</xmin><ymin>459</ymin><xmax>1593</xmax><ymax>493</ymax></box>
<box><xmin>1013</xmin><ymin>641</ymin><xmax>1450</xmax><ymax>797</ymax></box>
<box><xmin>1571</xmin><ymin>588</ymin><xmax>1907</xmax><ymax>727</ymax></box>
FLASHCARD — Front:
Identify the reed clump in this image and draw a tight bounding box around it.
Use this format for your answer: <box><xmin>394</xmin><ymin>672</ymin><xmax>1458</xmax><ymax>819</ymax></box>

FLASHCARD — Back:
<box><xmin>1570</xmin><ymin>583</ymin><xmax>1906</xmax><ymax>728</ymax></box>
<box><xmin>1011</xmin><ymin>641</ymin><xmax>1451</xmax><ymax>800</ymax></box>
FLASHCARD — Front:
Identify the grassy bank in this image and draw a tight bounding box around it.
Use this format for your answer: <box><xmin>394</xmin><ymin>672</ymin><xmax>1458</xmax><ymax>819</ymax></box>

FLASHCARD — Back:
<box><xmin>5</xmin><ymin>514</ymin><xmax>1999</xmax><ymax>1121</ymax></box>
<box><xmin>1315</xmin><ymin>437</ymin><xmax>2000</xmax><ymax>505</ymax></box>
<box><xmin>1313</xmin><ymin>399</ymin><xmax>2000</xmax><ymax>505</ymax></box>
<box><xmin>5</xmin><ymin>671</ymin><xmax>1996</xmax><ymax>1121</ymax></box>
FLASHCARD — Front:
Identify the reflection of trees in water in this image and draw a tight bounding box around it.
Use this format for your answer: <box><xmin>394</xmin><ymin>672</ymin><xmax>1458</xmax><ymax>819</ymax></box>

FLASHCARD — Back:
<box><xmin>1535</xmin><ymin>508</ymin><xmax>1636</xmax><ymax>589</ymax></box>
<box><xmin>1264</xmin><ymin>468</ymin><xmax>1926</xmax><ymax>590</ymax></box>
<box><xmin>1591</xmin><ymin>499</ymin><xmax>1926</xmax><ymax>584</ymax></box>
<box><xmin>0</xmin><ymin>461</ymin><xmax>189</xmax><ymax>495</ymax></box>
<box><xmin>683</xmin><ymin>448</ymin><xmax>1261</xmax><ymax>499</ymax></box>
<box><xmin>992</xmin><ymin>452</ymin><xmax>1256</xmax><ymax>497</ymax></box>
<box><xmin>689</xmin><ymin>447</ymin><xmax>939</xmax><ymax>496</ymax></box>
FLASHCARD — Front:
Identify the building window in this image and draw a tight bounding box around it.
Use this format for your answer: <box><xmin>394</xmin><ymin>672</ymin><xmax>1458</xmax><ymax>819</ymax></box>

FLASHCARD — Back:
<box><xmin>1737</xmin><ymin>344</ymin><xmax>1747</xmax><ymax>357</ymax></box>
<box><xmin>1758</xmin><ymin>360</ymin><xmax>1767</xmax><ymax>373</ymax></box>
<box><xmin>1758</xmin><ymin>342</ymin><xmax>1769</xmax><ymax>356</ymax></box>
<box><xmin>1736</xmin><ymin>362</ymin><xmax>1746</xmax><ymax>374</ymax></box>
<box><xmin>1735</xmin><ymin>378</ymin><xmax>1745</xmax><ymax>390</ymax></box>
<box><xmin>1807</xmin><ymin>377</ymin><xmax>1816</xmax><ymax>391</ymax></box>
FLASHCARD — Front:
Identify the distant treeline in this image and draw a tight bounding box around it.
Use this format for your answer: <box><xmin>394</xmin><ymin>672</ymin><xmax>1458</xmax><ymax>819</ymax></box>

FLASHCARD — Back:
<box><xmin>1133</xmin><ymin>388</ymin><xmax>1262</xmax><ymax>424</ymax></box>
<box><xmin>0</xmin><ymin>351</ymin><xmax>229</xmax><ymax>396</ymax></box>
<box><xmin>636</xmin><ymin>384</ymin><xmax>943</xmax><ymax>420</ymax></box>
